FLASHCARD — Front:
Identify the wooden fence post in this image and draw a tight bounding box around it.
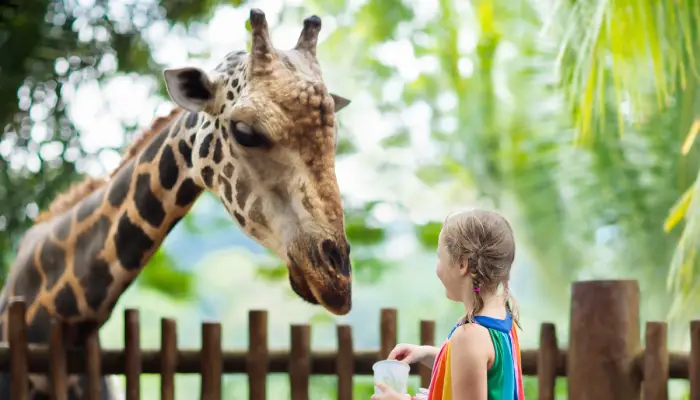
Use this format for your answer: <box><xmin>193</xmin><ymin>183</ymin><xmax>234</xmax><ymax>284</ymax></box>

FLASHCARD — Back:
<box><xmin>160</xmin><ymin>318</ymin><xmax>177</xmax><ymax>400</ymax></box>
<box><xmin>9</xmin><ymin>300</ymin><xmax>28</xmax><ymax>400</ymax></box>
<box><xmin>247</xmin><ymin>310</ymin><xmax>268</xmax><ymax>400</ymax></box>
<box><xmin>289</xmin><ymin>325</ymin><xmax>310</xmax><ymax>400</ymax></box>
<box><xmin>537</xmin><ymin>323</ymin><xmax>558</xmax><ymax>400</ymax></box>
<box><xmin>419</xmin><ymin>321</ymin><xmax>435</xmax><ymax>388</ymax></box>
<box><xmin>568</xmin><ymin>280</ymin><xmax>640</xmax><ymax>400</ymax></box>
<box><xmin>690</xmin><ymin>320</ymin><xmax>700</xmax><ymax>400</ymax></box>
<box><xmin>380</xmin><ymin>309</ymin><xmax>397</xmax><ymax>361</ymax></box>
<box><xmin>201</xmin><ymin>322</ymin><xmax>222</xmax><ymax>400</ymax></box>
<box><xmin>124</xmin><ymin>309</ymin><xmax>141</xmax><ymax>400</ymax></box>
<box><xmin>336</xmin><ymin>325</ymin><xmax>354</xmax><ymax>400</ymax></box>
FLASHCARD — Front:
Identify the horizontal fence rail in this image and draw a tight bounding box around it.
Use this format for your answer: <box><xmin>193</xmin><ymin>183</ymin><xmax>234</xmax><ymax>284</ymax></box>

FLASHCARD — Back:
<box><xmin>0</xmin><ymin>284</ymin><xmax>699</xmax><ymax>399</ymax></box>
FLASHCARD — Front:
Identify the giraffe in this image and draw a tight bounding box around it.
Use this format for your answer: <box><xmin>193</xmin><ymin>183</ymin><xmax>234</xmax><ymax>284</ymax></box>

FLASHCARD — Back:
<box><xmin>0</xmin><ymin>9</ymin><xmax>353</xmax><ymax>399</ymax></box>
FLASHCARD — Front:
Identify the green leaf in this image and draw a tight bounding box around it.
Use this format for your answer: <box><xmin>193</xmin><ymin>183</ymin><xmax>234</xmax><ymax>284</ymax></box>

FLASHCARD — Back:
<box><xmin>353</xmin><ymin>257</ymin><xmax>391</xmax><ymax>282</ymax></box>
<box><xmin>415</xmin><ymin>221</ymin><xmax>442</xmax><ymax>250</ymax></box>
<box><xmin>140</xmin><ymin>249</ymin><xmax>194</xmax><ymax>300</ymax></box>
<box><xmin>380</xmin><ymin>130</ymin><xmax>411</xmax><ymax>147</ymax></box>
<box><xmin>345</xmin><ymin>219</ymin><xmax>385</xmax><ymax>245</ymax></box>
<box><xmin>309</xmin><ymin>312</ymin><xmax>335</xmax><ymax>325</ymax></box>
<box><xmin>415</xmin><ymin>164</ymin><xmax>448</xmax><ymax>186</ymax></box>
<box><xmin>336</xmin><ymin>136</ymin><xmax>357</xmax><ymax>156</ymax></box>
<box><xmin>255</xmin><ymin>262</ymin><xmax>287</xmax><ymax>282</ymax></box>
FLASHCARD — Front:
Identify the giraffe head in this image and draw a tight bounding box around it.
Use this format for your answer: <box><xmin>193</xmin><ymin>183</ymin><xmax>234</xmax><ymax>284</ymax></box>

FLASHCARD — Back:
<box><xmin>162</xmin><ymin>9</ymin><xmax>353</xmax><ymax>315</ymax></box>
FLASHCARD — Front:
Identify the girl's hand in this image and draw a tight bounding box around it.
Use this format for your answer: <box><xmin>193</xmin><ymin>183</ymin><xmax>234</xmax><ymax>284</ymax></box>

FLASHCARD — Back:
<box><xmin>370</xmin><ymin>383</ymin><xmax>411</xmax><ymax>400</ymax></box>
<box><xmin>387</xmin><ymin>344</ymin><xmax>427</xmax><ymax>364</ymax></box>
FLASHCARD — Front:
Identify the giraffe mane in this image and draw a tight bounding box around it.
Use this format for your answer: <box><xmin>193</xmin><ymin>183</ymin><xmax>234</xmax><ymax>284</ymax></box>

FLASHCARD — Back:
<box><xmin>34</xmin><ymin>107</ymin><xmax>185</xmax><ymax>224</ymax></box>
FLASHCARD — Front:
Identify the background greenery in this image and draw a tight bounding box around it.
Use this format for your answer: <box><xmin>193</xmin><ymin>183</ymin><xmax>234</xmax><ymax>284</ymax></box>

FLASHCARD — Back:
<box><xmin>2</xmin><ymin>0</ymin><xmax>700</xmax><ymax>398</ymax></box>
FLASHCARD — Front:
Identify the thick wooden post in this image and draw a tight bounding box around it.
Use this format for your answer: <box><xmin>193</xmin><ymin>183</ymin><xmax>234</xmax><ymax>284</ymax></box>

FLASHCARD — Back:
<box><xmin>568</xmin><ymin>280</ymin><xmax>640</xmax><ymax>400</ymax></box>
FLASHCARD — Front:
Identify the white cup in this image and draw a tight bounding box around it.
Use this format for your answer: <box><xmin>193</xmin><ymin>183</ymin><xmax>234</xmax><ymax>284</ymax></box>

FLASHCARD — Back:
<box><xmin>372</xmin><ymin>360</ymin><xmax>410</xmax><ymax>395</ymax></box>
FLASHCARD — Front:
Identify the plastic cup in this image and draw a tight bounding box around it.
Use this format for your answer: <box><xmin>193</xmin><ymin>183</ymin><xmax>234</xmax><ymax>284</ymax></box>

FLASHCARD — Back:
<box><xmin>372</xmin><ymin>360</ymin><xmax>410</xmax><ymax>395</ymax></box>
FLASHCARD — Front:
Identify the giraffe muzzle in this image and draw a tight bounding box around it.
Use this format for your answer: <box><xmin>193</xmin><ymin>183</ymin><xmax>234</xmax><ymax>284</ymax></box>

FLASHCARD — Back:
<box><xmin>286</xmin><ymin>238</ymin><xmax>352</xmax><ymax>315</ymax></box>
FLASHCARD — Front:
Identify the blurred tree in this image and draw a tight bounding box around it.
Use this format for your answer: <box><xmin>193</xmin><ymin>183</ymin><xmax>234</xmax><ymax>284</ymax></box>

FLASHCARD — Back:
<box><xmin>549</xmin><ymin>0</ymin><xmax>700</xmax><ymax>319</ymax></box>
<box><xmin>0</xmin><ymin>0</ymin><xmax>238</xmax><ymax>293</ymax></box>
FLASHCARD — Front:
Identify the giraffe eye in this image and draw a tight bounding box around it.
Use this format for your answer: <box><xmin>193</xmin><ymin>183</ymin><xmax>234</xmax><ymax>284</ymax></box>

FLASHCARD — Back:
<box><xmin>230</xmin><ymin>121</ymin><xmax>271</xmax><ymax>148</ymax></box>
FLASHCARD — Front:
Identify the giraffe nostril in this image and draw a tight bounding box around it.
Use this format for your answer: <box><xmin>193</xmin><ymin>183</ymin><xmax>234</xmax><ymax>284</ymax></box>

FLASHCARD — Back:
<box><xmin>321</xmin><ymin>239</ymin><xmax>347</xmax><ymax>276</ymax></box>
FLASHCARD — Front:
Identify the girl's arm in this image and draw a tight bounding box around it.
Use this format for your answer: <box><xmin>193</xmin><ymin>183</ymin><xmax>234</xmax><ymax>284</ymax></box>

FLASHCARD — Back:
<box><xmin>449</xmin><ymin>325</ymin><xmax>491</xmax><ymax>400</ymax></box>
<box><xmin>418</xmin><ymin>345</ymin><xmax>440</xmax><ymax>368</ymax></box>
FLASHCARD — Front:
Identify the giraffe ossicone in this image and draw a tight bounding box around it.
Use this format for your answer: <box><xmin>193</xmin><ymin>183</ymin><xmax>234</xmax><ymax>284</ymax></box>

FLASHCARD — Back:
<box><xmin>0</xmin><ymin>8</ymin><xmax>353</xmax><ymax>399</ymax></box>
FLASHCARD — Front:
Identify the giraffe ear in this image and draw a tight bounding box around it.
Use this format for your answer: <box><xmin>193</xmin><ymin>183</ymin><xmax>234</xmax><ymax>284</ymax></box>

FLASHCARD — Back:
<box><xmin>330</xmin><ymin>94</ymin><xmax>351</xmax><ymax>112</ymax></box>
<box><xmin>163</xmin><ymin>67</ymin><xmax>215</xmax><ymax>113</ymax></box>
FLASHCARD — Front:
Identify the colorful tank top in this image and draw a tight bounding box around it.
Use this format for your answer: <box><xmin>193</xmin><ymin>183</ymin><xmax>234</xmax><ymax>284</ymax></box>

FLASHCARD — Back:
<box><xmin>426</xmin><ymin>313</ymin><xmax>524</xmax><ymax>400</ymax></box>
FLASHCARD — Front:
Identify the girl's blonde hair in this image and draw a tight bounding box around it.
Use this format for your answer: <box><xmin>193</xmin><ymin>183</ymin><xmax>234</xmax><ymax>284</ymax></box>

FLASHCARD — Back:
<box><xmin>442</xmin><ymin>208</ymin><xmax>520</xmax><ymax>328</ymax></box>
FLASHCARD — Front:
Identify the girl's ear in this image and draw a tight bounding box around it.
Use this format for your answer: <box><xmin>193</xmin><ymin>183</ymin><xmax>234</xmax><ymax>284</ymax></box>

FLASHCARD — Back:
<box><xmin>457</xmin><ymin>259</ymin><xmax>470</xmax><ymax>276</ymax></box>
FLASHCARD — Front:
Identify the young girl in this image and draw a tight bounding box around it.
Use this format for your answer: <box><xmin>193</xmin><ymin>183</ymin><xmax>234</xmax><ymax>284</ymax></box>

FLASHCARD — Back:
<box><xmin>372</xmin><ymin>209</ymin><xmax>524</xmax><ymax>400</ymax></box>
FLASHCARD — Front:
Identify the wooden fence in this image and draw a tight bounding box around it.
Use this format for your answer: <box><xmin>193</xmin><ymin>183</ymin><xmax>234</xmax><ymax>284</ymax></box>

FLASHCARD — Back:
<box><xmin>0</xmin><ymin>280</ymin><xmax>699</xmax><ymax>400</ymax></box>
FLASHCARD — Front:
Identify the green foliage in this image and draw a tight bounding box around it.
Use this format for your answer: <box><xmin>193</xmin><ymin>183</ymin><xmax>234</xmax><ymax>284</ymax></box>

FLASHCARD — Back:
<box><xmin>353</xmin><ymin>0</ymin><xmax>414</xmax><ymax>42</ymax></box>
<box><xmin>416</xmin><ymin>222</ymin><xmax>443</xmax><ymax>250</ymax></box>
<box><xmin>138</xmin><ymin>248</ymin><xmax>194</xmax><ymax>300</ymax></box>
<box><xmin>0</xmin><ymin>0</ymin><xmax>249</xmax><ymax>295</ymax></box>
<box><xmin>380</xmin><ymin>130</ymin><xmax>411</xmax><ymax>148</ymax></box>
<box><xmin>345</xmin><ymin>216</ymin><xmax>385</xmax><ymax>246</ymax></box>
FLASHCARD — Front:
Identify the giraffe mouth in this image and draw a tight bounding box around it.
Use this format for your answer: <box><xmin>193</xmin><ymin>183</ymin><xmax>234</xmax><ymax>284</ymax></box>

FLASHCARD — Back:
<box><xmin>287</xmin><ymin>250</ymin><xmax>352</xmax><ymax>315</ymax></box>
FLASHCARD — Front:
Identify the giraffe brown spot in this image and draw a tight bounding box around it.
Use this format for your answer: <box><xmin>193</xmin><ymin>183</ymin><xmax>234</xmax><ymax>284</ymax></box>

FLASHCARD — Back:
<box><xmin>178</xmin><ymin>140</ymin><xmax>193</xmax><ymax>168</ymax></box>
<box><xmin>53</xmin><ymin>211</ymin><xmax>73</xmax><ymax>241</ymax></box>
<box><xmin>114</xmin><ymin>214</ymin><xmax>154</xmax><ymax>271</ymax></box>
<box><xmin>26</xmin><ymin>305</ymin><xmax>52</xmax><ymax>344</ymax></box>
<box><xmin>220</xmin><ymin>104</ymin><xmax>226</xmax><ymax>114</ymax></box>
<box><xmin>249</xmin><ymin>197</ymin><xmax>268</xmax><ymax>229</ymax></box>
<box><xmin>227</xmin><ymin>91</ymin><xmax>234</xmax><ymax>100</ymax></box>
<box><xmin>199</xmin><ymin>134</ymin><xmax>213</xmax><ymax>158</ymax></box>
<box><xmin>214</xmin><ymin>119</ymin><xmax>220</xmax><ymax>129</ymax></box>
<box><xmin>235</xmin><ymin>178</ymin><xmax>251</xmax><ymax>208</ymax></box>
<box><xmin>202</xmin><ymin>120</ymin><xmax>211</xmax><ymax>130</ymax></box>
<box><xmin>108</xmin><ymin>162</ymin><xmax>134</xmax><ymax>207</ymax></box>
<box><xmin>232</xmin><ymin>78</ymin><xmax>239</xmax><ymax>87</ymax></box>
<box><xmin>300</xmin><ymin>184</ymin><xmax>314</xmax><ymax>215</ymax></box>
<box><xmin>201</xmin><ymin>166</ymin><xmax>214</xmax><ymax>188</ymax></box>
<box><xmin>12</xmin><ymin>259</ymin><xmax>43</xmax><ymax>311</ymax></box>
<box><xmin>40</xmin><ymin>240</ymin><xmax>66</xmax><ymax>291</ymax></box>
<box><xmin>223</xmin><ymin>163</ymin><xmax>235</xmax><ymax>178</ymax></box>
<box><xmin>233</xmin><ymin>211</ymin><xmax>246</xmax><ymax>227</ymax></box>
<box><xmin>139</xmin><ymin>129</ymin><xmax>168</xmax><ymax>164</ymax></box>
<box><xmin>73</xmin><ymin>216</ymin><xmax>113</xmax><ymax>311</ymax></box>
<box><xmin>80</xmin><ymin>259</ymin><xmax>113</xmax><ymax>312</ymax></box>
<box><xmin>212</xmin><ymin>138</ymin><xmax>223</xmax><ymax>164</ymax></box>
<box><xmin>76</xmin><ymin>190</ymin><xmax>105</xmax><ymax>223</ymax></box>
<box><xmin>219</xmin><ymin>175</ymin><xmax>233</xmax><ymax>204</ymax></box>
<box><xmin>159</xmin><ymin>145</ymin><xmax>179</xmax><ymax>190</ymax></box>
<box><xmin>73</xmin><ymin>216</ymin><xmax>111</xmax><ymax>271</ymax></box>
<box><xmin>185</xmin><ymin>112</ymin><xmax>199</xmax><ymax>129</ymax></box>
<box><xmin>176</xmin><ymin>178</ymin><xmax>202</xmax><ymax>207</ymax></box>
<box><xmin>188</xmin><ymin>132</ymin><xmax>196</xmax><ymax>145</ymax></box>
<box><xmin>55</xmin><ymin>284</ymin><xmax>80</xmax><ymax>318</ymax></box>
<box><xmin>134</xmin><ymin>173</ymin><xmax>165</xmax><ymax>228</ymax></box>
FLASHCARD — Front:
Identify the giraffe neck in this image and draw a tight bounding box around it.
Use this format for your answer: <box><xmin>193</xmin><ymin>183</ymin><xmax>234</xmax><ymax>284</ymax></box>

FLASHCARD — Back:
<box><xmin>4</xmin><ymin>111</ymin><xmax>207</xmax><ymax>332</ymax></box>
<box><xmin>82</xmin><ymin>112</ymin><xmax>206</xmax><ymax>316</ymax></box>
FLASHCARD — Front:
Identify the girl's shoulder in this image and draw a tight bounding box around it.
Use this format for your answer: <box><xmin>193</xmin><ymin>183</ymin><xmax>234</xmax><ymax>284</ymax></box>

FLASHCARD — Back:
<box><xmin>450</xmin><ymin>322</ymin><xmax>492</xmax><ymax>352</ymax></box>
<box><xmin>448</xmin><ymin>323</ymin><xmax>494</xmax><ymax>369</ymax></box>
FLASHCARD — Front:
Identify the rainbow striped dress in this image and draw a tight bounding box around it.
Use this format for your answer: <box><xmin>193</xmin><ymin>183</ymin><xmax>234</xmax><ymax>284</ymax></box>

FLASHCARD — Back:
<box><xmin>426</xmin><ymin>313</ymin><xmax>524</xmax><ymax>400</ymax></box>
